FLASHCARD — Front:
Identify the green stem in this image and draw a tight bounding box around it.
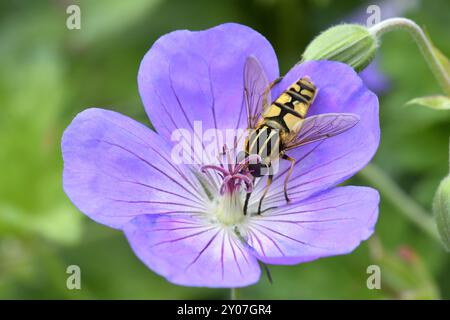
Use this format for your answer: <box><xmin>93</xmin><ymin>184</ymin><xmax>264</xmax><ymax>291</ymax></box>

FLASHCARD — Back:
<box><xmin>369</xmin><ymin>17</ymin><xmax>450</xmax><ymax>95</ymax></box>
<box><xmin>230</xmin><ymin>288</ymin><xmax>240</xmax><ymax>300</ymax></box>
<box><xmin>359</xmin><ymin>163</ymin><xmax>440</xmax><ymax>242</ymax></box>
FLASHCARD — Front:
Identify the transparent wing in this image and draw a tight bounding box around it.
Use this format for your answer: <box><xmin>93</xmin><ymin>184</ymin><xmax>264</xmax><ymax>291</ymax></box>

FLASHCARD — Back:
<box><xmin>244</xmin><ymin>56</ymin><xmax>271</xmax><ymax>129</ymax></box>
<box><xmin>284</xmin><ymin>113</ymin><xmax>360</xmax><ymax>151</ymax></box>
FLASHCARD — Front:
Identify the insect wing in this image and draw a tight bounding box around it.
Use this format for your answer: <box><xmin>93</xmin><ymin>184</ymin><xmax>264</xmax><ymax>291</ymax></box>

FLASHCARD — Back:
<box><xmin>284</xmin><ymin>113</ymin><xmax>360</xmax><ymax>150</ymax></box>
<box><xmin>244</xmin><ymin>56</ymin><xmax>271</xmax><ymax>129</ymax></box>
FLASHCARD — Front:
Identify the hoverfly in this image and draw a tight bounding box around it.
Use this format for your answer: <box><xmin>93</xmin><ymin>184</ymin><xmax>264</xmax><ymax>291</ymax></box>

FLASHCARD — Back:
<box><xmin>242</xmin><ymin>56</ymin><xmax>360</xmax><ymax>215</ymax></box>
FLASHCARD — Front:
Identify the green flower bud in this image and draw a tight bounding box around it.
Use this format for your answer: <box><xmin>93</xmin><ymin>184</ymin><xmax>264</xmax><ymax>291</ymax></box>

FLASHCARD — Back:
<box><xmin>432</xmin><ymin>175</ymin><xmax>450</xmax><ymax>251</ymax></box>
<box><xmin>302</xmin><ymin>24</ymin><xmax>378</xmax><ymax>73</ymax></box>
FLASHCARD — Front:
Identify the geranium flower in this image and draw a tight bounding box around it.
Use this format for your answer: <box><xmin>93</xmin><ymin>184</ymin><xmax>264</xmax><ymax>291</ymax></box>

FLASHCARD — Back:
<box><xmin>62</xmin><ymin>23</ymin><xmax>380</xmax><ymax>288</ymax></box>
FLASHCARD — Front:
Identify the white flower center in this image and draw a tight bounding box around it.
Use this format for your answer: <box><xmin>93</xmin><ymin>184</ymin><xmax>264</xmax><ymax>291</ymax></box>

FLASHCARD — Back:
<box><xmin>214</xmin><ymin>191</ymin><xmax>245</xmax><ymax>226</ymax></box>
<box><xmin>200</xmin><ymin>150</ymin><xmax>261</xmax><ymax>227</ymax></box>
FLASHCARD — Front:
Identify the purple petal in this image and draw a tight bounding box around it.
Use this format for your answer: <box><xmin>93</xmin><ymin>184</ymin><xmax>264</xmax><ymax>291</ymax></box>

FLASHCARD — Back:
<box><xmin>359</xmin><ymin>59</ymin><xmax>391</xmax><ymax>94</ymax></box>
<box><xmin>123</xmin><ymin>214</ymin><xmax>261</xmax><ymax>287</ymax></box>
<box><xmin>255</xmin><ymin>60</ymin><xmax>379</xmax><ymax>209</ymax></box>
<box><xmin>246</xmin><ymin>186</ymin><xmax>379</xmax><ymax>264</ymax></box>
<box><xmin>138</xmin><ymin>23</ymin><xmax>279</xmax><ymax>139</ymax></box>
<box><xmin>62</xmin><ymin>108</ymin><xmax>208</xmax><ymax>229</ymax></box>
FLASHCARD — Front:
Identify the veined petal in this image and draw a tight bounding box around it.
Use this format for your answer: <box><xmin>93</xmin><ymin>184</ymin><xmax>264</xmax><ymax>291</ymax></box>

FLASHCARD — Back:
<box><xmin>138</xmin><ymin>23</ymin><xmax>279</xmax><ymax>139</ymax></box>
<box><xmin>253</xmin><ymin>60</ymin><xmax>379</xmax><ymax>209</ymax></box>
<box><xmin>62</xmin><ymin>108</ymin><xmax>208</xmax><ymax>229</ymax></box>
<box><xmin>123</xmin><ymin>214</ymin><xmax>261</xmax><ymax>288</ymax></box>
<box><xmin>246</xmin><ymin>186</ymin><xmax>379</xmax><ymax>264</ymax></box>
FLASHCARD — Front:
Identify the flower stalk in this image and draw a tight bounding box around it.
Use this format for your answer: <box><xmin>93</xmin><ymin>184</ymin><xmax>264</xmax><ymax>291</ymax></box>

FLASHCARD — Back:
<box><xmin>369</xmin><ymin>18</ymin><xmax>450</xmax><ymax>96</ymax></box>
<box><xmin>359</xmin><ymin>163</ymin><xmax>440</xmax><ymax>243</ymax></box>
<box><xmin>230</xmin><ymin>288</ymin><xmax>240</xmax><ymax>300</ymax></box>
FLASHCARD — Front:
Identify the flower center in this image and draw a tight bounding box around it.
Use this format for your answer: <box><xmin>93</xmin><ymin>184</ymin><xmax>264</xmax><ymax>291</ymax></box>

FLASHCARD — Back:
<box><xmin>201</xmin><ymin>152</ymin><xmax>260</xmax><ymax>226</ymax></box>
<box><xmin>215</xmin><ymin>190</ymin><xmax>245</xmax><ymax>225</ymax></box>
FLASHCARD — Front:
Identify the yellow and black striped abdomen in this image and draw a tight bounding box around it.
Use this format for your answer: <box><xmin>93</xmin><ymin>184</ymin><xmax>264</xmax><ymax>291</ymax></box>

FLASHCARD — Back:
<box><xmin>262</xmin><ymin>77</ymin><xmax>317</xmax><ymax>132</ymax></box>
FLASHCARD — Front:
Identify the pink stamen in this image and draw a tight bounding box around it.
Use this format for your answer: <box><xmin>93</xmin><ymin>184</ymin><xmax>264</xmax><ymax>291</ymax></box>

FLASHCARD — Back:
<box><xmin>232</xmin><ymin>173</ymin><xmax>254</xmax><ymax>193</ymax></box>
<box><xmin>200</xmin><ymin>151</ymin><xmax>259</xmax><ymax>196</ymax></box>
<box><xmin>201</xmin><ymin>165</ymin><xmax>229</xmax><ymax>178</ymax></box>
<box><xmin>220</xmin><ymin>175</ymin><xmax>233</xmax><ymax>195</ymax></box>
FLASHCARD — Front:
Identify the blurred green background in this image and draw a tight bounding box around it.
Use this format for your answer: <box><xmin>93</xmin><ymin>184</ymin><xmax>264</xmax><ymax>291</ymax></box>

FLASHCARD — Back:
<box><xmin>0</xmin><ymin>0</ymin><xmax>449</xmax><ymax>299</ymax></box>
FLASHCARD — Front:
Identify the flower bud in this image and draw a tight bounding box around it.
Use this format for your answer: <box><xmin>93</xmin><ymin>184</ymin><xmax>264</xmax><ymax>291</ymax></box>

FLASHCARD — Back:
<box><xmin>302</xmin><ymin>24</ymin><xmax>378</xmax><ymax>73</ymax></box>
<box><xmin>432</xmin><ymin>175</ymin><xmax>450</xmax><ymax>251</ymax></box>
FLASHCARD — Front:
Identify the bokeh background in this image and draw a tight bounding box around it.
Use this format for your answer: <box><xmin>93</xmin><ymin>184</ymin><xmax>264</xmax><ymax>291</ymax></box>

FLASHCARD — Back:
<box><xmin>1</xmin><ymin>0</ymin><xmax>449</xmax><ymax>299</ymax></box>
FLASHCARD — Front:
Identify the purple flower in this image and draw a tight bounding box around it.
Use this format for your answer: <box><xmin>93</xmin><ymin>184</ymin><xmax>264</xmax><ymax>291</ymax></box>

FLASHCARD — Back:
<box><xmin>62</xmin><ymin>23</ymin><xmax>380</xmax><ymax>288</ymax></box>
<box><xmin>359</xmin><ymin>58</ymin><xmax>391</xmax><ymax>94</ymax></box>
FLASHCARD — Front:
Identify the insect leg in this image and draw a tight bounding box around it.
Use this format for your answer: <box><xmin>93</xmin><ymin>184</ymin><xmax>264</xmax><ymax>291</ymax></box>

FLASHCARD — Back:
<box><xmin>269</xmin><ymin>77</ymin><xmax>283</xmax><ymax>89</ymax></box>
<box><xmin>243</xmin><ymin>174</ymin><xmax>257</xmax><ymax>215</ymax></box>
<box><xmin>243</xmin><ymin>191</ymin><xmax>251</xmax><ymax>216</ymax></box>
<box><xmin>282</xmin><ymin>154</ymin><xmax>296</xmax><ymax>203</ymax></box>
<box><xmin>257</xmin><ymin>174</ymin><xmax>273</xmax><ymax>215</ymax></box>
<box><xmin>262</xmin><ymin>77</ymin><xmax>284</xmax><ymax>107</ymax></box>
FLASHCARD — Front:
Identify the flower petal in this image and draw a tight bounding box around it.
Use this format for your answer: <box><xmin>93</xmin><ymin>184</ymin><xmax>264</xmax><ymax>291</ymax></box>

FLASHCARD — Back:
<box><xmin>246</xmin><ymin>186</ymin><xmax>379</xmax><ymax>264</ymax></box>
<box><xmin>138</xmin><ymin>23</ymin><xmax>279</xmax><ymax>139</ymax></box>
<box><xmin>359</xmin><ymin>59</ymin><xmax>391</xmax><ymax>94</ymax></box>
<box><xmin>62</xmin><ymin>108</ymin><xmax>208</xmax><ymax>229</ymax></box>
<box><xmin>253</xmin><ymin>60</ymin><xmax>379</xmax><ymax>209</ymax></box>
<box><xmin>123</xmin><ymin>214</ymin><xmax>261</xmax><ymax>287</ymax></box>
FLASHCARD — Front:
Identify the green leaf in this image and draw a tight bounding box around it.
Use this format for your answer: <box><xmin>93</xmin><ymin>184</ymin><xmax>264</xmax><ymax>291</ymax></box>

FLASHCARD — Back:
<box><xmin>431</xmin><ymin>42</ymin><xmax>450</xmax><ymax>76</ymax></box>
<box><xmin>406</xmin><ymin>95</ymin><xmax>450</xmax><ymax>110</ymax></box>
